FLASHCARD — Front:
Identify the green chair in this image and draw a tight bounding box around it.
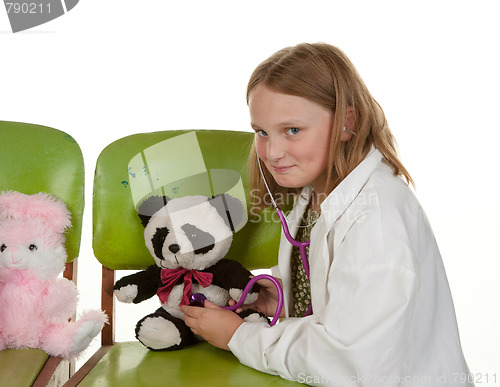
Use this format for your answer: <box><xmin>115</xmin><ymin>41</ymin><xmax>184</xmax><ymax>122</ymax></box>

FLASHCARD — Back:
<box><xmin>0</xmin><ymin>121</ymin><xmax>85</xmax><ymax>386</ymax></box>
<box><xmin>66</xmin><ymin>130</ymin><xmax>297</xmax><ymax>386</ymax></box>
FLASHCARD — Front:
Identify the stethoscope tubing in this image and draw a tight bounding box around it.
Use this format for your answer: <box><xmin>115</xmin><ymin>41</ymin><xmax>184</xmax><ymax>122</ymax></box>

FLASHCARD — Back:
<box><xmin>256</xmin><ymin>154</ymin><xmax>313</xmax><ymax>317</ymax></box>
<box><xmin>190</xmin><ymin>274</ymin><xmax>284</xmax><ymax>326</ymax></box>
<box><xmin>221</xmin><ymin>274</ymin><xmax>284</xmax><ymax>326</ymax></box>
<box><xmin>275</xmin><ymin>207</ymin><xmax>311</xmax><ymax>280</ymax></box>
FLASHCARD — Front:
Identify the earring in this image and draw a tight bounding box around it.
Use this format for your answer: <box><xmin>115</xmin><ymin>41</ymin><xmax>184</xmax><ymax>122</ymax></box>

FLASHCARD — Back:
<box><xmin>343</xmin><ymin>126</ymin><xmax>357</xmax><ymax>136</ymax></box>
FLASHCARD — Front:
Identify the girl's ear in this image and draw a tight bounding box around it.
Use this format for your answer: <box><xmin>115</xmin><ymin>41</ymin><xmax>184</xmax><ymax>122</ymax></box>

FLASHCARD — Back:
<box><xmin>340</xmin><ymin>106</ymin><xmax>357</xmax><ymax>141</ymax></box>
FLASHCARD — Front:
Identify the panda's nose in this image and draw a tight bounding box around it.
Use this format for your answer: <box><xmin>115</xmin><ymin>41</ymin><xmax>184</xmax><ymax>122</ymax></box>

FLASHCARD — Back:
<box><xmin>169</xmin><ymin>244</ymin><xmax>180</xmax><ymax>254</ymax></box>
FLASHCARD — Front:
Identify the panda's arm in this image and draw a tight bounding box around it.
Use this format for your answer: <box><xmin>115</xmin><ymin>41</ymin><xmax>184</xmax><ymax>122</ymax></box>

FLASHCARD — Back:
<box><xmin>113</xmin><ymin>264</ymin><xmax>162</xmax><ymax>304</ymax></box>
<box><xmin>208</xmin><ymin>259</ymin><xmax>261</xmax><ymax>302</ymax></box>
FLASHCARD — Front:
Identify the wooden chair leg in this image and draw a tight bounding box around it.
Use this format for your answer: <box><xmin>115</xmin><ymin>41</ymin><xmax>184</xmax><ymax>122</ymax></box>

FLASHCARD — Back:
<box><xmin>63</xmin><ymin>260</ymin><xmax>77</xmax><ymax>283</ymax></box>
<box><xmin>33</xmin><ymin>357</ymin><xmax>67</xmax><ymax>387</ymax></box>
<box><xmin>101</xmin><ymin>266</ymin><xmax>115</xmax><ymax>346</ymax></box>
<box><xmin>62</xmin><ymin>346</ymin><xmax>112</xmax><ymax>387</ymax></box>
<box><xmin>62</xmin><ymin>266</ymin><xmax>116</xmax><ymax>386</ymax></box>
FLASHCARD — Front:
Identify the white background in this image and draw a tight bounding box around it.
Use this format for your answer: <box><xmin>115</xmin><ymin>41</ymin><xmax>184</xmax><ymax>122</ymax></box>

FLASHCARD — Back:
<box><xmin>1</xmin><ymin>0</ymin><xmax>499</xmax><ymax>380</ymax></box>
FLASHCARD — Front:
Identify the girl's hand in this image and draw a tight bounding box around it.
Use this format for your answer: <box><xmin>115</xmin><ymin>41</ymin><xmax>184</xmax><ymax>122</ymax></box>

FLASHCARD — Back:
<box><xmin>181</xmin><ymin>301</ymin><xmax>244</xmax><ymax>351</ymax></box>
<box><xmin>229</xmin><ymin>277</ymin><xmax>285</xmax><ymax>318</ymax></box>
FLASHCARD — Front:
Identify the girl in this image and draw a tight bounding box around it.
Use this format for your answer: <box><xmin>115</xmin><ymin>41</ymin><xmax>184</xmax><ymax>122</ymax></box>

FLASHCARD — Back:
<box><xmin>182</xmin><ymin>43</ymin><xmax>471</xmax><ymax>386</ymax></box>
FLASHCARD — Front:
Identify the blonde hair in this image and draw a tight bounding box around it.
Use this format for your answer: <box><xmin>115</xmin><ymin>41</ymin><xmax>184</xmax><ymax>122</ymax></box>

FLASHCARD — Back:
<box><xmin>247</xmin><ymin>43</ymin><xmax>414</xmax><ymax>209</ymax></box>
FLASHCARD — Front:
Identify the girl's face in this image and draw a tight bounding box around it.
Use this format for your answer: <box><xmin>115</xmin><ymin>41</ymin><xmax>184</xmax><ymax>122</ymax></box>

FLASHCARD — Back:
<box><xmin>249</xmin><ymin>84</ymin><xmax>334</xmax><ymax>195</ymax></box>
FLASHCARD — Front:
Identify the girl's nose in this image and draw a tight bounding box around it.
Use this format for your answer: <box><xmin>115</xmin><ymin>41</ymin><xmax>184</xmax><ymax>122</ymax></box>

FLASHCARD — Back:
<box><xmin>266</xmin><ymin>137</ymin><xmax>285</xmax><ymax>162</ymax></box>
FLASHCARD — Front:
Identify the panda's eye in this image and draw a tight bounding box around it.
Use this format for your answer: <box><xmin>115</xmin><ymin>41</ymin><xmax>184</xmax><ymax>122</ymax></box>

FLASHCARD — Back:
<box><xmin>29</xmin><ymin>244</ymin><xmax>37</xmax><ymax>251</ymax></box>
<box><xmin>0</xmin><ymin>244</ymin><xmax>6</xmax><ymax>252</ymax></box>
<box><xmin>152</xmin><ymin>227</ymin><xmax>169</xmax><ymax>260</ymax></box>
<box><xmin>181</xmin><ymin>224</ymin><xmax>215</xmax><ymax>255</ymax></box>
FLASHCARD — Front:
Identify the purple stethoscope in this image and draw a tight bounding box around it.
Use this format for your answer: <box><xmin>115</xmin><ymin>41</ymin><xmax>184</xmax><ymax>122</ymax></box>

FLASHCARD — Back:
<box><xmin>191</xmin><ymin>155</ymin><xmax>313</xmax><ymax>325</ymax></box>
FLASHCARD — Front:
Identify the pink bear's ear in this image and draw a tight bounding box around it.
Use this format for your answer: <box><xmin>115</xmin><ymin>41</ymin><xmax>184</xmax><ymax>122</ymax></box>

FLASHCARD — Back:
<box><xmin>0</xmin><ymin>191</ymin><xmax>71</xmax><ymax>234</ymax></box>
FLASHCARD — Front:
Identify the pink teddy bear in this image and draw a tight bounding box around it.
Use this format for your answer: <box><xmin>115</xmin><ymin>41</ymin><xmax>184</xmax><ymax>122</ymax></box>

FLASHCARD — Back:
<box><xmin>0</xmin><ymin>191</ymin><xmax>107</xmax><ymax>359</ymax></box>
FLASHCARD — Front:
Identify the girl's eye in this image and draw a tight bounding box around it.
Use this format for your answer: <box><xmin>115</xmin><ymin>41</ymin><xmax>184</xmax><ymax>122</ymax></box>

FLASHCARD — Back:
<box><xmin>286</xmin><ymin>127</ymin><xmax>300</xmax><ymax>135</ymax></box>
<box><xmin>256</xmin><ymin>129</ymin><xmax>268</xmax><ymax>137</ymax></box>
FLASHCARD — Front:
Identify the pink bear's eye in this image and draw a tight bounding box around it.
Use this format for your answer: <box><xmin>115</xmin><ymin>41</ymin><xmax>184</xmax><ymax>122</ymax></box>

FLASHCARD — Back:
<box><xmin>0</xmin><ymin>244</ymin><xmax>6</xmax><ymax>252</ymax></box>
<box><xmin>29</xmin><ymin>244</ymin><xmax>37</xmax><ymax>251</ymax></box>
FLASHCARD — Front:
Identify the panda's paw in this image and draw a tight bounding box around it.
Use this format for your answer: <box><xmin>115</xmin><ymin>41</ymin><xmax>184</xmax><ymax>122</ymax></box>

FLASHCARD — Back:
<box><xmin>114</xmin><ymin>284</ymin><xmax>138</xmax><ymax>303</ymax></box>
<box><xmin>238</xmin><ymin>309</ymin><xmax>270</xmax><ymax>325</ymax></box>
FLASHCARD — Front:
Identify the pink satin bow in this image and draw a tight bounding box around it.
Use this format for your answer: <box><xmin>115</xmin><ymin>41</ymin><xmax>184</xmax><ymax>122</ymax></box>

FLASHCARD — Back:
<box><xmin>157</xmin><ymin>267</ymin><xmax>213</xmax><ymax>306</ymax></box>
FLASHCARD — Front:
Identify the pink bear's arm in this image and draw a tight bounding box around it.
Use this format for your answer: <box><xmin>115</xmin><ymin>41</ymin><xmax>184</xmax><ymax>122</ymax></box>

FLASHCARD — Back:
<box><xmin>41</xmin><ymin>278</ymin><xmax>79</xmax><ymax>323</ymax></box>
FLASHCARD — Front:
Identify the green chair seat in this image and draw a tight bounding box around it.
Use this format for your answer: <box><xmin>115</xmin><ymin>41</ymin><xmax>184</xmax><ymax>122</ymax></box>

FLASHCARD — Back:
<box><xmin>0</xmin><ymin>349</ymin><xmax>49</xmax><ymax>386</ymax></box>
<box><xmin>79</xmin><ymin>342</ymin><xmax>295</xmax><ymax>386</ymax></box>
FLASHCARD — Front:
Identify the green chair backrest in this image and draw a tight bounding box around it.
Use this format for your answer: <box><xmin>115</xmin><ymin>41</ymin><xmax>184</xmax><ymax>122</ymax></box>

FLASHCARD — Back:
<box><xmin>93</xmin><ymin>130</ymin><xmax>282</xmax><ymax>270</ymax></box>
<box><xmin>0</xmin><ymin>121</ymin><xmax>84</xmax><ymax>261</ymax></box>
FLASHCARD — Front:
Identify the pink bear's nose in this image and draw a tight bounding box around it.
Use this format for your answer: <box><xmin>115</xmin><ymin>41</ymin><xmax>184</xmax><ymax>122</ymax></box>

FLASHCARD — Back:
<box><xmin>1</xmin><ymin>245</ymin><xmax>22</xmax><ymax>265</ymax></box>
<box><xmin>6</xmin><ymin>245</ymin><xmax>20</xmax><ymax>253</ymax></box>
<box><xmin>10</xmin><ymin>248</ymin><xmax>23</xmax><ymax>265</ymax></box>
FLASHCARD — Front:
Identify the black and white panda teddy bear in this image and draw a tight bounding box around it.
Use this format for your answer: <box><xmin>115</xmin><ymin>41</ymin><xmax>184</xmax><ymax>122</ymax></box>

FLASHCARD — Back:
<box><xmin>113</xmin><ymin>193</ymin><xmax>268</xmax><ymax>351</ymax></box>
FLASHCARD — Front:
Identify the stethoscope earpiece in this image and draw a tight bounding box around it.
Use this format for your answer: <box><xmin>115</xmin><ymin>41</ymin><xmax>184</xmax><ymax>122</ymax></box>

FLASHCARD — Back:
<box><xmin>342</xmin><ymin>126</ymin><xmax>357</xmax><ymax>136</ymax></box>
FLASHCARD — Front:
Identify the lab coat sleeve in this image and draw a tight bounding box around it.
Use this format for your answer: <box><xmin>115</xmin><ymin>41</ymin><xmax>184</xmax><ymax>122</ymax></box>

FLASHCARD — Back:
<box><xmin>228</xmin><ymin>216</ymin><xmax>419</xmax><ymax>385</ymax></box>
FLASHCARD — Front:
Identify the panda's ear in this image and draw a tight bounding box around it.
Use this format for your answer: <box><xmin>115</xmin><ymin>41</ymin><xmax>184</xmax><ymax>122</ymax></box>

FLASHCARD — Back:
<box><xmin>209</xmin><ymin>194</ymin><xmax>245</xmax><ymax>232</ymax></box>
<box><xmin>137</xmin><ymin>195</ymin><xmax>170</xmax><ymax>227</ymax></box>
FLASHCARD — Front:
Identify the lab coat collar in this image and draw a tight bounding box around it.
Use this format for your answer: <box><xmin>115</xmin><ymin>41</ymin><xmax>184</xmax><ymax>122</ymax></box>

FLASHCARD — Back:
<box><xmin>320</xmin><ymin>147</ymin><xmax>382</xmax><ymax>229</ymax></box>
<box><xmin>305</xmin><ymin>147</ymin><xmax>382</xmax><ymax>314</ymax></box>
<box><xmin>281</xmin><ymin>147</ymin><xmax>382</xmax><ymax>250</ymax></box>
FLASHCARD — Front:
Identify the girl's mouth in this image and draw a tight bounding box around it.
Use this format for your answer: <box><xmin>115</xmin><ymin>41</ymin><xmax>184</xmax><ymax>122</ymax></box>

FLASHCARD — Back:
<box><xmin>272</xmin><ymin>165</ymin><xmax>294</xmax><ymax>173</ymax></box>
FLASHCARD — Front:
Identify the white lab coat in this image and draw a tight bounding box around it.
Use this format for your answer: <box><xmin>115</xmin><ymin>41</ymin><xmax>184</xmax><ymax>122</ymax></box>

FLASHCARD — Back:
<box><xmin>229</xmin><ymin>148</ymin><xmax>472</xmax><ymax>386</ymax></box>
